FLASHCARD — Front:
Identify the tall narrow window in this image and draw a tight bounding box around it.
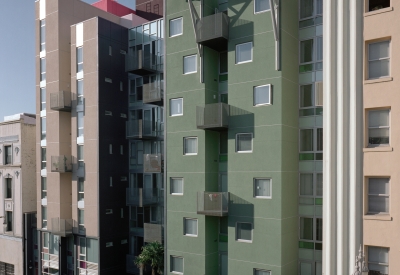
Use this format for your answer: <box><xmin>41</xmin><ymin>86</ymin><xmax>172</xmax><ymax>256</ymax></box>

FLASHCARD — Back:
<box><xmin>183</xmin><ymin>137</ymin><xmax>198</xmax><ymax>155</ymax></box>
<box><xmin>300</xmin><ymin>217</ymin><xmax>313</xmax><ymax>240</ymax></box>
<box><xmin>169</xmin><ymin>17</ymin><xmax>183</xmax><ymax>37</ymax></box>
<box><xmin>236</xmin><ymin>42</ymin><xmax>253</xmax><ymax>64</ymax></box>
<box><xmin>368</xmin><ymin>41</ymin><xmax>390</xmax><ymax>79</ymax></box>
<box><xmin>77</xmin><ymin>112</ymin><xmax>84</xmax><ymax>138</ymax></box>
<box><xmin>316</xmin><ymin>218</ymin><xmax>323</xmax><ymax>241</ymax></box>
<box><xmin>5</xmin><ymin>178</ymin><xmax>12</xmax><ymax>199</ymax></box>
<box><xmin>41</xmin><ymin>177</ymin><xmax>47</xmax><ymax>199</ymax></box>
<box><xmin>78</xmin><ymin>178</ymin><xmax>84</xmax><ymax>202</ymax></box>
<box><xmin>316</xmin><ymin>128</ymin><xmax>323</xmax><ymax>151</ymax></box>
<box><xmin>368</xmin><ymin>109</ymin><xmax>390</xmax><ymax>146</ymax></box>
<box><xmin>368</xmin><ymin>178</ymin><xmax>389</xmax><ymax>214</ymax></box>
<box><xmin>77</xmin><ymin>80</ymin><xmax>84</xmax><ymax>105</ymax></box>
<box><xmin>183</xmin><ymin>55</ymin><xmax>197</xmax><ymax>74</ymax></box>
<box><xmin>236</xmin><ymin>133</ymin><xmax>252</xmax><ymax>152</ymax></box>
<box><xmin>300</xmin><ymin>174</ymin><xmax>313</xmax><ymax>196</ymax></box>
<box><xmin>368</xmin><ymin>246</ymin><xmax>389</xmax><ymax>274</ymax></box>
<box><xmin>77</xmin><ymin>47</ymin><xmax>83</xmax><ymax>73</ymax></box>
<box><xmin>300</xmin><ymin>129</ymin><xmax>313</xmax><ymax>152</ymax></box>
<box><xmin>300</xmin><ymin>39</ymin><xmax>314</xmax><ymax>64</ymax></box>
<box><xmin>40</xmin><ymin>19</ymin><xmax>46</xmax><ymax>52</ymax></box>
<box><xmin>40</xmin><ymin>88</ymin><xmax>46</xmax><ymax>111</ymax></box>
<box><xmin>41</xmin><ymin>147</ymin><xmax>46</xmax><ymax>169</ymax></box>
<box><xmin>300</xmin><ymin>0</ymin><xmax>313</xmax><ymax>20</ymax></box>
<box><xmin>42</xmin><ymin>206</ymin><xmax>47</xmax><ymax>228</ymax></box>
<box><xmin>6</xmin><ymin>211</ymin><xmax>12</xmax><ymax>232</ymax></box>
<box><xmin>40</xmin><ymin>58</ymin><xmax>46</xmax><ymax>82</ymax></box>
<box><xmin>170</xmin><ymin>98</ymin><xmax>183</xmax><ymax>116</ymax></box>
<box><xmin>4</xmin><ymin>146</ymin><xmax>11</xmax><ymax>165</ymax></box>
<box><xmin>41</xmin><ymin>117</ymin><xmax>46</xmax><ymax>141</ymax></box>
<box><xmin>78</xmin><ymin>145</ymin><xmax>84</xmax><ymax>167</ymax></box>
<box><xmin>78</xmin><ymin>209</ymin><xmax>84</xmax><ymax>232</ymax></box>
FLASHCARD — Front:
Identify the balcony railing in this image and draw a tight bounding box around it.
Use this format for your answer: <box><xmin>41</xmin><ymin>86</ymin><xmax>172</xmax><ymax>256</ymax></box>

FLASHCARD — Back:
<box><xmin>48</xmin><ymin>218</ymin><xmax>73</xmax><ymax>237</ymax></box>
<box><xmin>196</xmin><ymin>103</ymin><xmax>229</xmax><ymax>130</ymax></box>
<box><xmin>126</xmin><ymin>119</ymin><xmax>163</xmax><ymax>139</ymax></box>
<box><xmin>144</xmin><ymin>223</ymin><xmax>163</xmax><ymax>243</ymax></box>
<box><xmin>126</xmin><ymin>188</ymin><xmax>161</xmax><ymax>207</ymax></box>
<box><xmin>197</xmin><ymin>191</ymin><xmax>229</xmax><ymax>216</ymax></box>
<box><xmin>143</xmin><ymin>81</ymin><xmax>163</xmax><ymax>104</ymax></box>
<box><xmin>51</xmin><ymin>155</ymin><xmax>72</xmax><ymax>172</ymax></box>
<box><xmin>50</xmin><ymin>91</ymin><xmax>71</xmax><ymax>111</ymax></box>
<box><xmin>195</xmin><ymin>12</ymin><xmax>229</xmax><ymax>51</ymax></box>
<box><xmin>143</xmin><ymin>154</ymin><xmax>163</xmax><ymax>173</ymax></box>
<box><xmin>125</xmin><ymin>49</ymin><xmax>163</xmax><ymax>75</ymax></box>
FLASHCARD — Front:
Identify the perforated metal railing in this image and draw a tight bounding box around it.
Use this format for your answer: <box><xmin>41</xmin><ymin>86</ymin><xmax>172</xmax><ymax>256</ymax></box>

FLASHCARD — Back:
<box><xmin>197</xmin><ymin>191</ymin><xmax>229</xmax><ymax>216</ymax></box>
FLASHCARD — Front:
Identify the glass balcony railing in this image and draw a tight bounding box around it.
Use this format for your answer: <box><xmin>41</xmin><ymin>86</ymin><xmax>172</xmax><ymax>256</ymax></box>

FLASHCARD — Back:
<box><xmin>125</xmin><ymin>49</ymin><xmax>163</xmax><ymax>75</ymax></box>
<box><xmin>51</xmin><ymin>155</ymin><xmax>72</xmax><ymax>173</ymax></box>
<box><xmin>197</xmin><ymin>191</ymin><xmax>229</xmax><ymax>216</ymax></box>
<box><xmin>50</xmin><ymin>91</ymin><xmax>71</xmax><ymax>112</ymax></box>
<box><xmin>195</xmin><ymin>12</ymin><xmax>229</xmax><ymax>51</ymax></box>
<box><xmin>143</xmin><ymin>154</ymin><xmax>163</xmax><ymax>173</ymax></box>
<box><xmin>143</xmin><ymin>81</ymin><xmax>163</xmax><ymax>104</ymax></box>
<box><xmin>126</xmin><ymin>188</ymin><xmax>162</xmax><ymax>207</ymax></box>
<box><xmin>126</xmin><ymin>119</ymin><xmax>163</xmax><ymax>139</ymax></box>
<box><xmin>196</xmin><ymin>103</ymin><xmax>229</xmax><ymax>130</ymax></box>
<box><xmin>49</xmin><ymin>218</ymin><xmax>73</xmax><ymax>237</ymax></box>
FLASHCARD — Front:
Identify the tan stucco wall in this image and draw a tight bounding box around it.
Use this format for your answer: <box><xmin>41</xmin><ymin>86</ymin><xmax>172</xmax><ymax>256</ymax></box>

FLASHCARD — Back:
<box><xmin>0</xmin><ymin>237</ymin><xmax>23</xmax><ymax>275</ymax></box>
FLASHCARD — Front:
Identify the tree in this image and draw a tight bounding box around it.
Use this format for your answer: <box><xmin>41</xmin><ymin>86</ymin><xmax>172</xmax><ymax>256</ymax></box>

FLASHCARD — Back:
<box><xmin>134</xmin><ymin>241</ymin><xmax>164</xmax><ymax>275</ymax></box>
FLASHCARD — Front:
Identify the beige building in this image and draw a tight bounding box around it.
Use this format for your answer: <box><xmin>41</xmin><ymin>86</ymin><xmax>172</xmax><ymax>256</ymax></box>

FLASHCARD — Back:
<box><xmin>0</xmin><ymin>113</ymin><xmax>36</xmax><ymax>275</ymax></box>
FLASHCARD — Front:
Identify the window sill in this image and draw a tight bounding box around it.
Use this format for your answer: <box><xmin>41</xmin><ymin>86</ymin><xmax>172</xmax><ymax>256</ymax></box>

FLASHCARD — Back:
<box><xmin>364</xmin><ymin>214</ymin><xmax>392</xmax><ymax>221</ymax></box>
<box><xmin>364</xmin><ymin>77</ymin><xmax>393</xmax><ymax>85</ymax></box>
<box><xmin>364</xmin><ymin>7</ymin><xmax>393</xmax><ymax>17</ymax></box>
<box><xmin>236</xmin><ymin>239</ymin><xmax>252</xmax><ymax>243</ymax></box>
<box><xmin>363</xmin><ymin>147</ymin><xmax>393</xmax><ymax>152</ymax></box>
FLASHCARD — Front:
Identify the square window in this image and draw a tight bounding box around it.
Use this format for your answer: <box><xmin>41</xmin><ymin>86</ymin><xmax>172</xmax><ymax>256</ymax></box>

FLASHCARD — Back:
<box><xmin>170</xmin><ymin>17</ymin><xmax>183</xmax><ymax>37</ymax></box>
<box><xmin>300</xmin><ymin>217</ymin><xmax>313</xmax><ymax>240</ymax></box>
<box><xmin>236</xmin><ymin>133</ymin><xmax>252</xmax><ymax>152</ymax></box>
<box><xmin>368</xmin><ymin>41</ymin><xmax>390</xmax><ymax>79</ymax></box>
<box><xmin>253</xmin><ymin>85</ymin><xmax>271</xmax><ymax>106</ymax></box>
<box><xmin>254</xmin><ymin>269</ymin><xmax>271</xmax><ymax>275</ymax></box>
<box><xmin>368</xmin><ymin>246</ymin><xmax>389</xmax><ymax>274</ymax></box>
<box><xmin>254</xmin><ymin>0</ymin><xmax>270</xmax><ymax>13</ymax></box>
<box><xmin>368</xmin><ymin>109</ymin><xmax>390</xmax><ymax>146</ymax></box>
<box><xmin>184</xmin><ymin>137</ymin><xmax>198</xmax><ymax>155</ymax></box>
<box><xmin>170</xmin><ymin>256</ymin><xmax>184</xmax><ymax>274</ymax></box>
<box><xmin>170</xmin><ymin>98</ymin><xmax>183</xmax><ymax>116</ymax></box>
<box><xmin>254</xmin><ymin>178</ymin><xmax>271</xmax><ymax>198</ymax></box>
<box><xmin>368</xmin><ymin>178</ymin><xmax>389</xmax><ymax>214</ymax></box>
<box><xmin>183</xmin><ymin>55</ymin><xmax>197</xmax><ymax>74</ymax></box>
<box><xmin>236</xmin><ymin>222</ymin><xmax>252</xmax><ymax>242</ymax></box>
<box><xmin>184</xmin><ymin>218</ymin><xmax>198</xmax><ymax>236</ymax></box>
<box><xmin>236</xmin><ymin>42</ymin><xmax>253</xmax><ymax>64</ymax></box>
<box><xmin>170</xmin><ymin>178</ymin><xmax>183</xmax><ymax>195</ymax></box>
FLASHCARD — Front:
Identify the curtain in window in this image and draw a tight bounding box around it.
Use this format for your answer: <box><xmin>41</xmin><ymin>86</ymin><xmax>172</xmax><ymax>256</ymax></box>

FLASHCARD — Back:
<box><xmin>300</xmin><ymin>129</ymin><xmax>313</xmax><ymax>151</ymax></box>
<box><xmin>368</xmin><ymin>247</ymin><xmax>389</xmax><ymax>274</ymax></box>
<box><xmin>300</xmin><ymin>217</ymin><xmax>313</xmax><ymax>240</ymax></box>
<box><xmin>185</xmin><ymin>138</ymin><xmax>197</xmax><ymax>154</ymax></box>
<box><xmin>369</xmin><ymin>41</ymin><xmax>390</xmax><ymax>79</ymax></box>
<box><xmin>300</xmin><ymin>40</ymin><xmax>313</xmax><ymax>63</ymax></box>
<box><xmin>255</xmin><ymin>179</ymin><xmax>271</xmax><ymax>197</ymax></box>
<box><xmin>300</xmin><ymin>85</ymin><xmax>313</xmax><ymax>108</ymax></box>
<box><xmin>237</xmin><ymin>223</ymin><xmax>252</xmax><ymax>240</ymax></box>
<box><xmin>254</xmin><ymin>85</ymin><xmax>270</xmax><ymax>105</ymax></box>
<box><xmin>171</xmin><ymin>178</ymin><xmax>183</xmax><ymax>193</ymax></box>
<box><xmin>87</xmin><ymin>239</ymin><xmax>99</xmax><ymax>263</ymax></box>
<box><xmin>300</xmin><ymin>174</ymin><xmax>313</xmax><ymax>196</ymax></box>
<box><xmin>255</xmin><ymin>0</ymin><xmax>270</xmax><ymax>13</ymax></box>
<box><xmin>185</xmin><ymin>219</ymin><xmax>197</xmax><ymax>235</ymax></box>
<box><xmin>300</xmin><ymin>0</ymin><xmax>313</xmax><ymax>19</ymax></box>
<box><xmin>237</xmin><ymin>134</ymin><xmax>252</xmax><ymax>151</ymax></box>
<box><xmin>316</xmin><ymin>173</ymin><xmax>323</xmax><ymax>196</ymax></box>
<box><xmin>170</xmin><ymin>18</ymin><xmax>182</xmax><ymax>37</ymax></box>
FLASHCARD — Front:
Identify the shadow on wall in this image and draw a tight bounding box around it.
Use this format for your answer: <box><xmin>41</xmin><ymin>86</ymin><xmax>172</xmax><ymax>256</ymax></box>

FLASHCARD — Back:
<box><xmin>228</xmin><ymin>193</ymin><xmax>254</xmax><ymax>225</ymax></box>
<box><xmin>228</xmin><ymin>105</ymin><xmax>255</xmax><ymax>137</ymax></box>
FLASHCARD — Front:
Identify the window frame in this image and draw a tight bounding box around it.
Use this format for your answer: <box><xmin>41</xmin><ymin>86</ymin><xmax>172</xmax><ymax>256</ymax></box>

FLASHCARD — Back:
<box><xmin>183</xmin><ymin>54</ymin><xmax>197</xmax><ymax>75</ymax></box>
<box><xmin>236</xmin><ymin>222</ymin><xmax>253</xmax><ymax>243</ymax></box>
<box><xmin>235</xmin><ymin>42</ymin><xmax>253</xmax><ymax>64</ymax></box>
<box><xmin>170</xmin><ymin>98</ymin><xmax>183</xmax><ymax>116</ymax></box>
<box><xmin>77</xmin><ymin>46</ymin><xmax>83</xmax><ymax>74</ymax></box>
<box><xmin>254</xmin><ymin>0</ymin><xmax>271</xmax><ymax>14</ymax></box>
<box><xmin>367</xmin><ymin>40</ymin><xmax>390</xmax><ymax>79</ymax></box>
<box><xmin>299</xmin><ymin>216</ymin><xmax>323</xmax><ymax>244</ymax></box>
<box><xmin>42</xmin><ymin>206</ymin><xmax>47</xmax><ymax>229</ymax></box>
<box><xmin>4</xmin><ymin>145</ymin><xmax>12</xmax><ymax>165</ymax></box>
<box><xmin>183</xmin><ymin>137</ymin><xmax>198</xmax><ymax>155</ymax></box>
<box><xmin>235</xmin><ymin>133</ymin><xmax>253</xmax><ymax>153</ymax></box>
<box><xmin>183</xmin><ymin>218</ymin><xmax>198</xmax><ymax>237</ymax></box>
<box><xmin>299</xmin><ymin>172</ymin><xmax>323</xmax><ymax>198</ymax></box>
<box><xmin>169</xmin><ymin>17</ymin><xmax>183</xmax><ymax>37</ymax></box>
<box><xmin>40</xmin><ymin>19</ymin><xmax>46</xmax><ymax>52</ymax></box>
<box><xmin>367</xmin><ymin>246</ymin><xmax>389</xmax><ymax>274</ymax></box>
<box><xmin>253</xmin><ymin>84</ymin><xmax>272</xmax><ymax>106</ymax></box>
<box><xmin>170</xmin><ymin>177</ymin><xmax>184</xmax><ymax>195</ymax></box>
<box><xmin>254</xmin><ymin>269</ymin><xmax>272</xmax><ymax>275</ymax></box>
<box><xmin>367</xmin><ymin>108</ymin><xmax>390</xmax><ymax>147</ymax></box>
<box><xmin>367</xmin><ymin>177</ymin><xmax>390</xmax><ymax>215</ymax></box>
<box><xmin>41</xmin><ymin>177</ymin><xmax>47</xmax><ymax>199</ymax></box>
<box><xmin>170</xmin><ymin>256</ymin><xmax>184</xmax><ymax>274</ymax></box>
<box><xmin>253</xmin><ymin>178</ymin><xmax>272</xmax><ymax>199</ymax></box>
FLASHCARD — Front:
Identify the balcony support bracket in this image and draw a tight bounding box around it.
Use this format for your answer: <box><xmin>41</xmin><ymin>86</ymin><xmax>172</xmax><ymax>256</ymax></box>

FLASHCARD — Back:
<box><xmin>188</xmin><ymin>0</ymin><xmax>203</xmax><ymax>58</ymax></box>
<box><xmin>269</xmin><ymin>0</ymin><xmax>280</xmax><ymax>71</ymax></box>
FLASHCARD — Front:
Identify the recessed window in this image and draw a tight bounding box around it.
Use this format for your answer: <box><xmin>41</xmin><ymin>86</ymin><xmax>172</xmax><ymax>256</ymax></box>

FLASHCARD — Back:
<box><xmin>184</xmin><ymin>218</ymin><xmax>198</xmax><ymax>236</ymax></box>
<box><xmin>170</xmin><ymin>17</ymin><xmax>183</xmax><ymax>37</ymax></box>
<box><xmin>368</xmin><ymin>40</ymin><xmax>390</xmax><ymax>79</ymax></box>
<box><xmin>78</xmin><ymin>209</ymin><xmax>84</xmax><ymax>232</ymax></box>
<box><xmin>78</xmin><ymin>178</ymin><xmax>84</xmax><ymax>202</ymax></box>
<box><xmin>300</xmin><ymin>129</ymin><xmax>313</xmax><ymax>152</ymax></box>
<box><xmin>253</xmin><ymin>84</ymin><xmax>271</xmax><ymax>106</ymax></box>
<box><xmin>4</xmin><ymin>146</ymin><xmax>12</xmax><ymax>165</ymax></box>
<box><xmin>236</xmin><ymin>133</ymin><xmax>252</xmax><ymax>153</ymax></box>
<box><xmin>77</xmin><ymin>112</ymin><xmax>84</xmax><ymax>138</ymax></box>
<box><xmin>183</xmin><ymin>55</ymin><xmax>197</xmax><ymax>74</ymax></box>
<box><xmin>42</xmin><ymin>206</ymin><xmax>47</xmax><ymax>229</ymax></box>
<box><xmin>170</xmin><ymin>256</ymin><xmax>184</xmax><ymax>274</ymax></box>
<box><xmin>236</xmin><ymin>222</ymin><xmax>252</xmax><ymax>242</ymax></box>
<box><xmin>254</xmin><ymin>0</ymin><xmax>270</xmax><ymax>13</ymax></box>
<box><xmin>184</xmin><ymin>137</ymin><xmax>198</xmax><ymax>155</ymax></box>
<box><xmin>368</xmin><ymin>246</ymin><xmax>389</xmax><ymax>274</ymax></box>
<box><xmin>254</xmin><ymin>178</ymin><xmax>271</xmax><ymax>198</ymax></box>
<box><xmin>5</xmin><ymin>178</ymin><xmax>12</xmax><ymax>199</ymax></box>
<box><xmin>236</xmin><ymin>42</ymin><xmax>253</xmax><ymax>64</ymax></box>
<box><xmin>41</xmin><ymin>147</ymin><xmax>46</xmax><ymax>169</ymax></box>
<box><xmin>77</xmin><ymin>80</ymin><xmax>84</xmax><ymax>105</ymax></box>
<box><xmin>368</xmin><ymin>178</ymin><xmax>389</xmax><ymax>214</ymax></box>
<box><xmin>6</xmin><ymin>211</ymin><xmax>13</xmax><ymax>232</ymax></box>
<box><xmin>368</xmin><ymin>109</ymin><xmax>390</xmax><ymax>146</ymax></box>
<box><xmin>170</xmin><ymin>178</ymin><xmax>183</xmax><ymax>195</ymax></box>
<box><xmin>254</xmin><ymin>269</ymin><xmax>271</xmax><ymax>275</ymax></box>
<box><xmin>41</xmin><ymin>177</ymin><xmax>47</xmax><ymax>199</ymax></box>
<box><xmin>170</xmin><ymin>98</ymin><xmax>183</xmax><ymax>116</ymax></box>
<box><xmin>78</xmin><ymin>145</ymin><xmax>84</xmax><ymax>167</ymax></box>
<box><xmin>300</xmin><ymin>217</ymin><xmax>313</xmax><ymax>240</ymax></box>
<box><xmin>41</xmin><ymin>117</ymin><xmax>46</xmax><ymax>141</ymax></box>
<box><xmin>368</xmin><ymin>0</ymin><xmax>390</xmax><ymax>12</ymax></box>
<box><xmin>77</xmin><ymin>47</ymin><xmax>83</xmax><ymax>73</ymax></box>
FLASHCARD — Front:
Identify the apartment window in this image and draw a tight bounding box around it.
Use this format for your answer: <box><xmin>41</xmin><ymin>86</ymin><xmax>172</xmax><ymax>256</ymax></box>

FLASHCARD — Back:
<box><xmin>5</xmin><ymin>178</ymin><xmax>12</xmax><ymax>199</ymax></box>
<box><xmin>254</xmin><ymin>269</ymin><xmax>271</xmax><ymax>275</ymax></box>
<box><xmin>170</xmin><ymin>17</ymin><xmax>183</xmax><ymax>37</ymax></box>
<box><xmin>236</xmin><ymin>133</ymin><xmax>252</xmax><ymax>152</ymax></box>
<box><xmin>300</xmin><ymin>129</ymin><xmax>313</xmax><ymax>152</ymax></box>
<box><xmin>369</xmin><ymin>0</ymin><xmax>390</xmax><ymax>12</ymax></box>
<box><xmin>78</xmin><ymin>178</ymin><xmax>84</xmax><ymax>202</ymax></box>
<box><xmin>78</xmin><ymin>145</ymin><xmax>84</xmax><ymax>167</ymax></box>
<box><xmin>236</xmin><ymin>222</ymin><xmax>252</xmax><ymax>242</ymax></box>
<box><xmin>170</xmin><ymin>98</ymin><xmax>183</xmax><ymax>116</ymax></box>
<box><xmin>78</xmin><ymin>209</ymin><xmax>84</xmax><ymax>232</ymax></box>
<box><xmin>368</xmin><ymin>178</ymin><xmax>389</xmax><ymax>214</ymax></box>
<box><xmin>300</xmin><ymin>39</ymin><xmax>313</xmax><ymax>64</ymax></box>
<box><xmin>77</xmin><ymin>112</ymin><xmax>84</xmax><ymax>137</ymax></box>
<box><xmin>254</xmin><ymin>178</ymin><xmax>271</xmax><ymax>198</ymax></box>
<box><xmin>77</xmin><ymin>80</ymin><xmax>84</xmax><ymax>105</ymax></box>
<box><xmin>170</xmin><ymin>256</ymin><xmax>183</xmax><ymax>274</ymax></box>
<box><xmin>40</xmin><ymin>58</ymin><xmax>46</xmax><ymax>81</ymax></box>
<box><xmin>368</xmin><ymin>40</ymin><xmax>390</xmax><ymax>79</ymax></box>
<box><xmin>368</xmin><ymin>109</ymin><xmax>390</xmax><ymax>146</ymax></box>
<box><xmin>6</xmin><ymin>211</ymin><xmax>12</xmax><ymax>232</ymax></box>
<box><xmin>40</xmin><ymin>88</ymin><xmax>46</xmax><ymax>111</ymax></box>
<box><xmin>109</xmin><ymin>144</ymin><xmax>113</xmax><ymax>154</ymax></box>
<box><xmin>77</xmin><ymin>47</ymin><xmax>83</xmax><ymax>73</ymax></box>
<box><xmin>0</xmin><ymin>262</ymin><xmax>15</xmax><ymax>275</ymax></box>
<box><xmin>109</xmin><ymin>45</ymin><xmax>112</xmax><ymax>56</ymax></box>
<box><xmin>316</xmin><ymin>218</ymin><xmax>322</xmax><ymax>241</ymax></box>
<box><xmin>41</xmin><ymin>117</ymin><xmax>46</xmax><ymax>141</ymax></box>
<box><xmin>299</xmin><ymin>0</ymin><xmax>323</xmax><ymax>28</ymax></box>
<box><xmin>184</xmin><ymin>137</ymin><xmax>198</xmax><ymax>155</ymax></box>
<box><xmin>300</xmin><ymin>217</ymin><xmax>313</xmax><ymax>240</ymax></box>
<box><xmin>368</xmin><ymin>246</ymin><xmax>389</xmax><ymax>274</ymax></box>
<box><xmin>4</xmin><ymin>146</ymin><xmax>11</xmax><ymax>165</ymax></box>
<box><xmin>300</xmin><ymin>174</ymin><xmax>313</xmax><ymax>196</ymax></box>
<box><xmin>299</xmin><ymin>83</ymin><xmax>323</xmax><ymax>116</ymax></box>
<box><xmin>236</xmin><ymin>42</ymin><xmax>253</xmax><ymax>64</ymax></box>
<box><xmin>42</xmin><ymin>206</ymin><xmax>47</xmax><ymax>228</ymax></box>
<box><xmin>183</xmin><ymin>55</ymin><xmax>197</xmax><ymax>74</ymax></box>
<box><xmin>40</xmin><ymin>19</ymin><xmax>46</xmax><ymax>51</ymax></box>
<box><xmin>170</xmin><ymin>178</ymin><xmax>183</xmax><ymax>195</ymax></box>
<box><xmin>41</xmin><ymin>147</ymin><xmax>46</xmax><ymax>169</ymax></box>
<box><xmin>184</xmin><ymin>218</ymin><xmax>198</xmax><ymax>236</ymax></box>
<box><xmin>41</xmin><ymin>177</ymin><xmax>47</xmax><ymax>199</ymax></box>
<box><xmin>254</xmin><ymin>0</ymin><xmax>270</xmax><ymax>13</ymax></box>
<box><xmin>253</xmin><ymin>84</ymin><xmax>271</xmax><ymax>106</ymax></box>
<box><xmin>300</xmin><ymin>0</ymin><xmax>313</xmax><ymax>19</ymax></box>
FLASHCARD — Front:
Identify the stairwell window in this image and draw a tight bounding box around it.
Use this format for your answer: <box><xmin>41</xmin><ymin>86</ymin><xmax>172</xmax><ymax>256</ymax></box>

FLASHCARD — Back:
<box><xmin>170</xmin><ymin>98</ymin><xmax>183</xmax><ymax>116</ymax></box>
<box><xmin>77</xmin><ymin>80</ymin><xmax>84</xmax><ymax>105</ymax></box>
<box><xmin>368</xmin><ymin>246</ymin><xmax>389</xmax><ymax>275</ymax></box>
<box><xmin>170</xmin><ymin>178</ymin><xmax>183</xmax><ymax>195</ymax></box>
<box><xmin>236</xmin><ymin>42</ymin><xmax>253</xmax><ymax>64</ymax></box>
<box><xmin>170</xmin><ymin>256</ymin><xmax>184</xmax><ymax>274</ymax></box>
<box><xmin>368</xmin><ymin>178</ymin><xmax>389</xmax><ymax>214</ymax></box>
<box><xmin>40</xmin><ymin>88</ymin><xmax>46</xmax><ymax>111</ymax></box>
<box><xmin>236</xmin><ymin>133</ymin><xmax>253</xmax><ymax>153</ymax></box>
<box><xmin>368</xmin><ymin>40</ymin><xmax>390</xmax><ymax>79</ymax></box>
<box><xmin>41</xmin><ymin>117</ymin><xmax>46</xmax><ymax>141</ymax></box>
<box><xmin>368</xmin><ymin>109</ymin><xmax>390</xmax><ymax>146</ymax></box>
<box><xmin>184</xmin><ymin>137</ymin><xmax>198</xmax><ymax>155</ymax></box>
<box><xmin>170</xmin><ymin>17</ymin><xmax>183</xmax><ymax>37</ymax></box>
<box><xmin>78</xmin><ymin>178</ymin><xmax>84</xmax><ymax>202</ymax></box>
<box><xmin>254</xmin><ymin>0</ymin><xmax>270</xmax><ymax>13</ymax></box>
<box><xmin>41</xmin><ymin>147</ymin><xmax>46</xmax><ymax>169</ymax></box>
<box><xmin>42</xmin><ymin>206</ymin><xmax>47</xmax><ymax>229</ymax></box>
<box><xmin>77</xmin><ymin>112</ymin><xmax>84</xmax><ymax>138</ymax></box>
<box><xmin>41</xmin><ymin>177</ymin><xmax>47</xmax><ymax>199</ymax></box>
<box><xmin>78</xmin><ymin>145</ymin><xmax>84</xmax><ymax>167</ymax></box>
<box><xmin>183</xmin><ymin>55</ymin><xmax>197</xmax><ymax>74</ymax></box>
<box><xmin>78</xmin><ymin>209</ymin><xmax>84</xmax><ymax>232</ymax></box>
<box><xmin>253</xmin><ymin>84</ymin><xmax>271</xmax><ymax>106</ymax></box>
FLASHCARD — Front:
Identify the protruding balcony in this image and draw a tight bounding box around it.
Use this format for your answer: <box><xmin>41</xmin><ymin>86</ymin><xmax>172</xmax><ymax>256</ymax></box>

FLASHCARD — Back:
<box><xmin>195</xmin><ymin>12</ymin><xmax>229</xmax><ymax>52</ymax></box>
<box><xmin>144</xmin><ymin>223</ymin><xmax>163</xmax><ymax>243</ymax></box>
<box><xmin>196</xmin><ymin>103</ymin><xmax>229</xmax><ymax>130</ymax></box>
<box><xmin>143</xmin><ymin>81</ymin><xmax>163</xmax><ymax>105</ymax></box>
<box><xmin>126</xmin><ymin>188</ymin><xmax>161</xmax><ymax>207</ymax></box>
<box><xmin>49</xmin><ymin>218</ymin><xmax>73</xmax><ymax>237</ymax></box>
<box><xmin>51</xmin><ymin>155</ymin><xmax>72</xmax><ymax>172</ymax></box>
<box><xmin>197</xmin><ymin>191</ymin><xmax>229</xmax><ymax>216</ymax></box>
<box><xmin>126</xmin><ymin>119</ymin><xmax>163</xmax><ymax>139</ymax></box>
<box><xmin>143</xmin><ymin>154</ymin><xmax>163</xmax><ymax>173</ymax></box>
<box><xmin>125</xmin><ymin>49</ymin><xmax>162</xmax><ymax>75</ymax></box>
<box><xmin>50</xmin><ymin>91</ymin><xmax>71</xmax><ymax>112</ymax></box>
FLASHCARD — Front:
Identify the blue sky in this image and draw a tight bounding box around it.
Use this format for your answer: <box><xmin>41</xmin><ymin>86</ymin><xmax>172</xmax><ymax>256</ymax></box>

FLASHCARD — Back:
<box><xmin>0</xmin><ymin>0</ymin><xmax>134</xmax><ymax>121</ymax></box>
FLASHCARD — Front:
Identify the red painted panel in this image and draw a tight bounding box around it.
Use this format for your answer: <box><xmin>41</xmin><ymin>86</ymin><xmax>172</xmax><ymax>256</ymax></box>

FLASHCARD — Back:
<box><xmin>92</xmin><ymin>0</ymin><xmax>136</xmax><ymax>17</ymax></box>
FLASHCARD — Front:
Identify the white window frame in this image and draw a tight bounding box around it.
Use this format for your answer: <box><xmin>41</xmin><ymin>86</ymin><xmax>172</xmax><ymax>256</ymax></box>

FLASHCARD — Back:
<box><xmin>253</xmin><ymin>84</ymin><xmax>272</xmax><ymax>106</ymax></box>
<box><xmin>236</xmin><ymin>222</ymin><xmax>253</xmax><ymax>243</ymax></box>
<box><xmin>235</xmin><ymin>42</ymin><xmax>253</xmax><ymax>64</ymax></box>
<box><xmin>254</xmin><ymin>269</ymin><xmax>272</xmax><ymax>275</ymax></box>
<box><xmin>367</xmin><ymin>177</ymin><xmax>390</xmax><ymax>215</ymax></box>
<box><xmin>169</xmin><ymin>17</ymin><xmax>183</xmax><ymax>37</ymax></box>
<box><xmin>367</xmin><ymin>109</ymin><xmax>390</xmax><ymax>147</ymax></box>
<box><xmin>170</xmin><ymin>256</ymin><xmax>184</xmax><ymax>274</ymax></box>
<box><xmin>253</xmin><ymin>178</ymin><xmax>272</xmax><ymax>199</ymax></box>
<box><xmin>235</xmin><ymin>133</ymin><xmax>253</xmax><ymax>153</ymax></box>
<box><xmin>183</xmin><ymin>137</ymin><xmax>198</xmax><ymax>155</ymax></box>
<box><xmin>183</xmin><ymin>54</ymin><xmax>197</xmax><ymax>75</ymax></box>
<box><xmin>170</xmin><ymin>98</ymin><xmax>183</xmax><ymax>116</ymax></box>
<box><xmin>368</xmin><ymin>40</ymin><xmax>390</xmax><ymax>79</ymax></box>
<box><xmin>254</xmin><ymin>0</ymin><xmax>271</xmax><ymax>14</ymax></box>
<box><xmin>170</xmin><ymin>177</ymin><xmax>184</xmax><ymax>195</ymax></box>
<box><xmin>183</xmin><ymin>218</ymin><xmax>198</xmax><ymax>237</ymax></box>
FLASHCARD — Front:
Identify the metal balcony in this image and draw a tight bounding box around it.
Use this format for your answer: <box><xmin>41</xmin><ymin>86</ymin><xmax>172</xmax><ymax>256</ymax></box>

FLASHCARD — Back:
<box><xmin>51</xmin><ymin>155</ymin><xmax>72</xmax><ymax>172</ymax></box>
<box><xmin>50</xmin><ymin>91</ymin><xmax>71</xmax><ymax>111</ymax></box>
<box><xmin>196</xmin><ymin>103</ymin><xmax>229</xmax><ymax>130</ymax></box>
<box><xmin>125</xmin><ymin>49</ymin><xmax>162</xmax><ymax>75</ymax></box>
<box><xmin>144</xmin><ymin>223</ymin><xmax>163</xmax><ymax>243</ymax></box>
<box><xmin>197</xmin><ymin>191</ymin><xmax>229</xmax><ymax>216</ymax></box>
<box><xmin>126</xmin><ymin>188</ymin><xmax>161</xmax><ymax>207</ymax></box>
<box><xmin>49</xmin><ymin>218</ymin><xmax>73</xmax><ymax>237</ymax></box>
<box><xmin>143</xmin><ymin>81</ymin><xmax>163</xmax><ymax>105</ymax></box>
<box><xmin>143</xmin><ymin>154</ymin><xmax>163</xmax><ymax>173</ymax></box>
<box><xmin>196</xmin><ymin>12</ymin><xmax>229</xmax><ymax>52</ymax></box>
<box><xmin>126</xmin><ymin>119</ymin><xmax>163</xmax><ymax>139</ymax></box>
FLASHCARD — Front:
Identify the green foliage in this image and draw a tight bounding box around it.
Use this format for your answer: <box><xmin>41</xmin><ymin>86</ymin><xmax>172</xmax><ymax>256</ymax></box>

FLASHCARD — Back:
<box><xmin>134</xmin><ymin>241</ymin><xmax>164</xmax><ymax>275</ymax></box>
